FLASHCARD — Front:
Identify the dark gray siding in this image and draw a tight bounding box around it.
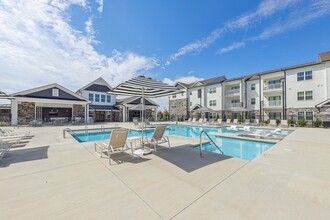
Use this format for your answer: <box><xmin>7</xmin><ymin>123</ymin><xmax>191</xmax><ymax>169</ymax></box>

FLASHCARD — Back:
<box><xmin>85</xmin><ymin>84</ymin><xmax>111</xmax><ymax>92</ymax></box>
<box><xmin>16</xmin><ymin>87</ymin><xmax>85</xmax><ymax>101</ymax></box>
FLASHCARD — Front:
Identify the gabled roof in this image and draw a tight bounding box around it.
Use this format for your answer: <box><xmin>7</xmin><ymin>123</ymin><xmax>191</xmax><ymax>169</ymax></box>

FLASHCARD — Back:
<box><xmin>11</xmin><ymin>83</ymin><xmax>88</xmax><ymax>102</ymax></box>
<box><xmin>316</xmin><ymin>98</ymin><xmax>330</xmax><ymax>108</ymax></box>
<box><xmin>176</xmin><ymin>75</ymin><xmax>227</xmax><ymax>89</ymax></box>
<box><xmin>116</xmin><ymin>96</ymin><xmax>159</xmax><ymax>107</ymax></box>
<box><xmin>76</xmin><ymin>77</ymin><xmax>112</xmax><ymax>93</ymax></box>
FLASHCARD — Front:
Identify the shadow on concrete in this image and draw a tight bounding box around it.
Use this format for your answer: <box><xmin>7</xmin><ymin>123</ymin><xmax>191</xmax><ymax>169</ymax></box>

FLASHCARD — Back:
<box><xmin>0</xmin><ymin>146</ymin><xmax>49</xmax><ymax>168</ymax></box>
<box><xmin>153</xmin><ymin>145</ymin><xmax>231</xmax><ymax>173</ymax></box>
<box><xmin>105</xmin><ymin>152</ymin><xmax>151</xmax><ymax>165</ymax></box>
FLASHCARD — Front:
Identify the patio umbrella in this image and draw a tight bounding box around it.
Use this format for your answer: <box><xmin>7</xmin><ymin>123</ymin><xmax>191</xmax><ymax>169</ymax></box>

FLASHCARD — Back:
<box><xmin>192</xmin><ymin>106</ymin><xmax>215</xmax><ymax>119</ymax></box>
<box><xmin>109</xmin><ymin>75</ymin><xmax>182</xmax><ymax>155</ymax></box>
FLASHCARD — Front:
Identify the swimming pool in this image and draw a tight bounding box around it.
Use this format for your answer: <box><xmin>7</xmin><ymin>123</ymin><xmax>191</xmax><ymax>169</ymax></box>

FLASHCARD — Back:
<box><xmin>195</xmin><ymin>137</ymin><xmax>274</xmax><ymax>160</ymax></box>
<box><xmin>69</xmin><ymin>124</ymin><xmax>281</xmax><ymax>160</ymax></box>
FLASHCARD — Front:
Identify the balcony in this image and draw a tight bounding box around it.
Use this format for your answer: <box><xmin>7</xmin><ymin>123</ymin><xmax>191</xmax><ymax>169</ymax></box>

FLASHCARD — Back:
<box><xmin>225</xmin><ymin>89</ymin><xmax>240</xmax><ymax>97</ymax></box>
<box><xmin>264</xmin><ymin>100</ymin><xmax>282</xmax><ymax>108</ymax></box>
<box><xmin>225</xmin><ymin>102</ymin><xmax>242</xmax><ymax>109</ymax></box>
<box><xmin>263</xmin><ymin>83</ymin><xmax>282</xmax><ymax>93</ymax></box>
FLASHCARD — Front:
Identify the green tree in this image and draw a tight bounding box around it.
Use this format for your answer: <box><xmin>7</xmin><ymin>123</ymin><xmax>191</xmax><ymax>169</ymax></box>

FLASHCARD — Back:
<box><xmin>238</xmin><ymin>114</ymin><xmax>242</xmax><ymax>123</ymax></box>
<box><xmin>163</xmin><ymin>109</ymin><xmax>169</xmax><ymax>121</ymax></box>
<box><xmin>157</xmin><ymin>111</ymin><xmax>163</xmax><ymax>121</ymax></box>
<box><xmin>246</xmin><ymin>112</ymin><xmax>251</xmax><ymax>122</ymax></box>
<box><xmin>230</xmin><ymin>114</ymin><xmax>234</xmax><ymax>123</ymax></box>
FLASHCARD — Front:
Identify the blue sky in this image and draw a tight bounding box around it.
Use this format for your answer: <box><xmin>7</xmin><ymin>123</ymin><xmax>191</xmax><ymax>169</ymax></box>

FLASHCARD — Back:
<box><xmin>0</xmin><ymin>0</ymin><xmax>330</xmax><ymax>109</ymax></box>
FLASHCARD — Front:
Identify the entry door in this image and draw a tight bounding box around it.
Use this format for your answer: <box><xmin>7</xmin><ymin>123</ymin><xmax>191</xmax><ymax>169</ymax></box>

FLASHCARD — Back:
<box><xmin>36</xmin><ymin>107</ymin><xmax>42</xmax><ymax>121</ymax></box>
<box><xmin>95</xmin><ymin>111</ymin><xmax>105</xmax><ymax>122</ymax></box>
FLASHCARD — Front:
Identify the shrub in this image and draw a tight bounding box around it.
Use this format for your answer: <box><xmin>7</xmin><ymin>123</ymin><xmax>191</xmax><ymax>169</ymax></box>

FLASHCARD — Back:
<box><xmin>287</xmin><ymin>118</ymin><xmax>295</xmax><ymax>125</ymax></box>
<box><xmin>230</xmin><ymin>114</ymin><xmax>234</xmax><ymax>123</ymax></box>
<box><xmin>215</xmin><ymin>113</ymin><xmax>219</xmax><ymax>121</ymax></box>
<box><xmin>297</xmin><ymin>118</ymin><xmax>307</xmax><ymax>127</ymax></box>
<box><xmin>263</xmin><ymin>120</ymin><xmax>270</xmax><ymax>125</ymax></box>
<box><xmin>246</xmin><ymin>112</ymin><xmax>251</xmax><ymax>123</ymax></box>
<box><xmin>238</xmin><ymin>114</ymin><xmax>242</xmax><ymax>123</ymax></box>
<box><xmin>276</xmin><ymin>119</ymin><xmax>281</xmax><ymax>126</ymax></box>
<box><xmin>222</xmin><ymin>114</ymin><xmax>226</xmax><ymax>122</ymax></box>
<box><xmin>314</xmin><ymin>118</ymin><xmax>322</xmax><ymax>127</ymax></box>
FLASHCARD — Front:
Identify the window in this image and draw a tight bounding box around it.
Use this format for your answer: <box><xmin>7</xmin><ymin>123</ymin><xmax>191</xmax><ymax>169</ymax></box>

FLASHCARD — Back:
<box><xmin>305</xmin><ymin>91</ymin><xmax>313</xmax><ymax>100</ymax></box>
<box><xmin>251</xmin><ymin>98</ymin><xmax>256</xmax><ymax>105</ymax></box>
<box><xmin>88</xmin><ymin>93</ymin><xmax>93</xmax><ymax>102</ymax></box>
<box><xmin>251</xmin><ymin>83</ymin><xmax>256</xmax><ymax>90</ymax></box>
<box><xmin>107</xmin><ymin>95</ymin><xmax>111</xmax><ymax>103</ymax></box>
<box><xmin>306</xmin><ymin>112</ymin><xmax>313</xmax><ymax>120</ymax></box>
<box><xmin>297</xmin><ymin>71</ymin><xmax>313</xmax><ymax>81</ymax></box>
<box><xmin>231</xmin><ymin>85</ymin><xmax>240</xmax><ymax>90</ymax></box>
<box><xmin>95</xmin><ymin>94</ymin><xmax>100</xmax><ymax>102</ymax></box>
<box><xmin>190</xmin><ymin>91</ymin><xmax>192</xmax><ymax>96</ymax></box>
<box><xmin>251</xmin><ymin>112</ymin><xmax>256</xmax><ymax>120</ymax></box>
<box><xmin>297</xmin><ymin>92</ymin><xmax>305</xmax><ymax>101</ymax></box>
<box><xmin>305</xmin><ymin>71</ymin><xmax>312</xmax><ymax>80</ymax></box>
<box><xmin>172</xmin><ymin>95</ymin><xmax>176</xmax><ymax>98</ymax></box>
<box><xmin>208</xmin><ymin>87</ymin><xmax>216</xmax><ymax>93</ymax></box>
<box><xmin>190</xmin><ymin>102</ymin><xmax>192</xmax><ymax>106</ymax></box>
<box><xmin>171</xmin><ymin>105</ymin><xmax>176</xmax><ymax>109</ymax></box>
<box><xmin>197</xmin><ymin>89</ymin><xmax>202</xmax><ymax>98</ymax></box>
<box><xmin>52</xmin><ymin>88</ymin><xmax>59</xmax><ymax>97</ymax></box>
<box><xmin>101</xmin><ymin>95</ymin><xmax>105</xmax><ymax>102</ymax></box>
<box><xmin>209</xmin><ymin>100</ymin><xmax>216</xmax><ymax>106</ymax></box>
<box><xmin>269</xmin><ymin>112</ymin><xmax>281</xmax><ymax>120</ymax></box>
<box><xmin>297</xmin><ymin>72</ymin><xmax>304</xmax><ymax>81</ymax></box>
<box><xmin>231</xmin><ymin>99</ymin><xmax>240</xmax><ymax>103</ymax></box>
<box><xmin>298</xmin><ymin>112</ymin><xmax>305</xmax><ymax>120</ymax></box>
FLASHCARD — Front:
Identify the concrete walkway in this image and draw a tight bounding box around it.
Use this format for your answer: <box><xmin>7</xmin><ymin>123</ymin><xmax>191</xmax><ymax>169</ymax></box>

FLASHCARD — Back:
<box><xmin>0</xmin><ymin>124</ymin><xmax>329</xmax><ymax>219</ymax></box>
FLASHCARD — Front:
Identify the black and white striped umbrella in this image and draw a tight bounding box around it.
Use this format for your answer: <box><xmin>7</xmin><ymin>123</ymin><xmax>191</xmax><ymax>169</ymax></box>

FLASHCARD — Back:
<box><xmin>108</xmin><ymin>75</ymin><xmax>182</xmax><ymax>98</ymax></box>
<box><xmin>108</xmin><ymin>75</ymin><xmax>181</xmax><ymax>155</ymax></box>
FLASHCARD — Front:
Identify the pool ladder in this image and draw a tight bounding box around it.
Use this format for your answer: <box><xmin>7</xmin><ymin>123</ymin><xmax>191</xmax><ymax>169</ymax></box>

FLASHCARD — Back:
<box><xmin>199</xmin><ymin>129</ymin><xmax>223</xmax><ymax>158</ymax></box>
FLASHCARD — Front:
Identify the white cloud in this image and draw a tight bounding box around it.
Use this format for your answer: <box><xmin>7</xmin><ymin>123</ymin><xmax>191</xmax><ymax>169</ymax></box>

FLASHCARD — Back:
<box><xmin>217</xmin><ymin>41</ymin><xmax>246</xmax><ymax>54</ymax></box>
<box><xmin>163</xmin><ymin>76</ymin><xmax>204</xmax><ymax>86</ymax></box>
<box><xmin>217</xmin><ymin>0</ymin><xmax>330</xmax><ymax>54</ymax></box>
<box><xmin>85</xmin><ymin>17</ymin><xmax>95</xmax><ymax>37</ymax></box>
<box><xmin>0</xmin><ymin>0</ymin><xmax>158</xmax><ymax>94</ymax></box>
<box><xmin>165</xmin><ymin>0</ymin><xmax>301</xmax><ymax>65</ymax></box>
<box><xmin>96</xmin><ymin>0</ymin><xmax>104</xmax><ymax>13</ymax></box>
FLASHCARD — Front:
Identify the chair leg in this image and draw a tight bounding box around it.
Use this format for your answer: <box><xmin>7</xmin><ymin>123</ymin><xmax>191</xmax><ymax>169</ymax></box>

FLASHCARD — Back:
<box><xmin>153</xmin><ymin>142</ymin><xmax>157</xmax><ymax>152</ymax></box>
<box><xmin>167</xmin><ymin>137</ymin><xmax>171</xmax><ymax>150</ymax></box>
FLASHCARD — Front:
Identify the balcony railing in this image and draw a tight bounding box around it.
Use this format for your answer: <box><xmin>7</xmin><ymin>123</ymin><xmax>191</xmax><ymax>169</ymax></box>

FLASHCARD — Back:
<box><xmin>264</xmin><ymin>100</ymin><xmax>282</xmax><ymax>107</ymax></box>
<box><xmin>225</xmin><ymin>89</ymin><xmax>240</xmax><ymax>96</ymax></box>
<box><xmin>264</xmin><ymin>83</ymin><xmax>282</xmax><ymax>91</ymax></box>
<box><xmin>225</xmin><ymin>102</ymin><xmax>241</xmax><ymax>109</ymax></box>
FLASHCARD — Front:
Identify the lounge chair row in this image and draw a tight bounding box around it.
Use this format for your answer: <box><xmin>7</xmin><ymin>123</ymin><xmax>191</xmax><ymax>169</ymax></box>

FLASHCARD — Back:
<box><xmin>0</xmin><ymin>129</ymin><xmax>33</xmax><ymax>160</ymax></box>
<box><xmin>186</xmin><ymin>118</ymin><xmax>290</xmax><ymax>127</ymax></box>
<box><xmin>94</xmin><ymin>126</ymin><xmax>170</xmax><ymax>165</ymax></box>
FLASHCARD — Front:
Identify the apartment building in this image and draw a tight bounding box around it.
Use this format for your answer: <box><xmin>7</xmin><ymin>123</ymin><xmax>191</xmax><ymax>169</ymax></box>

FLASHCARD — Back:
<box><xmin>169</xmin><ymin>51</ymin><xmax>330</xmax><ymax>122</ymax></box>
<box><xmin>169</xmin><ymin>76</ymin><xmax>226</xmax><ymax>120</ymax></box>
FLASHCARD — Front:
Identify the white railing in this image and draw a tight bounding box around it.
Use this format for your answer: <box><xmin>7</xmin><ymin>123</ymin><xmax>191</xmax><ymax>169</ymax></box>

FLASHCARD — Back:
<box><xmin>225</xmin><ymin>89</ymin><xmax>240</xmax><ymax>96</ymax></box>
<box><xmin>264</xmin><ymin>100</ymin><xmax>282</xmax><ymax>107</ymax></box>
<box><xmin>264</xmin><ymin>83</ymin><xmax>282</xmax><ymax>91</ymax></box>
<box><xmin>225</xmin><ymin>103</ymin><xmax>241</xmax><ymax>109</ymax></box>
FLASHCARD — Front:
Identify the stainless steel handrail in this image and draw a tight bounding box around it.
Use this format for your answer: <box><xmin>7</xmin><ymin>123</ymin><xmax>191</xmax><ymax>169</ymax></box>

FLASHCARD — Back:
<box><xmin>199</xmin><ymin>129</ymin><xmax>223</xmax><ymax>158</ymax></box>
<box><xmin>63</xmin><ymin>128</ymin><xmax>73</xmax><ymax>138</ymax></box>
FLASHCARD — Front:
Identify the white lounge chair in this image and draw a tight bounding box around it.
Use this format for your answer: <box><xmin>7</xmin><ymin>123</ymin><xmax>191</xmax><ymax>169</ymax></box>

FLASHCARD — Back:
<box><xmin>253</xmin><ymin>119</ymin><xmax>260</xmax><ymax>126</ymax></box>
<box><xmin>270</xmin><ymin>120</ymin><xmax>277</xmax><ymax>127</ymax></box>
<box><xmin>145</xmin><ymin>126</ymin><xmax>170</xmax><ymax>152</ymax></box>
<box><xmin>217</xmin><ymin>119</ymin><xmax>222</xmax><ymax>125</ymax></box>
<box><xmin>233</xmin><ymin>119</ymin><xmax>239</xmax><ymax>124</ymax></box>
<box><xmin>191</xmin><ymin>118</ymin><xmax>196</xmax><ymax>123</ymax></box>
<box><xmin>187</xmin><ymin>118</ymin><xmax>192</xmax><ymax>122</ymax></box>
<box><xmin>239</xmin><ymin>126</ymin><xmax>250</xmax><ymax>131</ymax></box>
<box><xmin>203</xmin><ymin>118</ymin><xmax>208</xmax><ymax>124</ymax></box>
<box><xmin>0</xmin><ymin>141</ymin><xmax>12</xmax><ymax>160</ymax></box>
<box><xmin>94</xmin><ymin>129</ymin><xmax>130</xmax><ymax>165</ymax></box>
<box><xmin>281</xmin><ymin>120</ymin><xmax>288</xmax><ymax>127</ymax></box>
<box><xmin>226</xmin><ymin>119</ymin><xmax>231</xmax><ymax>124</ymax></box>
<box><xmin>198</xmin><ymin>118</ymin><xmax>203</xmax><ymax>124</ymax></box>
<box><xmin>228</xmin><ymin>125</ymin><xmax>238</xmax><ymax>131</ymax></box>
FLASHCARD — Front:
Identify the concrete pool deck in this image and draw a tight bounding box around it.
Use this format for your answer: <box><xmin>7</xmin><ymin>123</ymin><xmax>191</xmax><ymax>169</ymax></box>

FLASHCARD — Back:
<box><xmin>0</xmin><ymin>123</ymin><xmax>329</xmax><ymax>219</ymax></box>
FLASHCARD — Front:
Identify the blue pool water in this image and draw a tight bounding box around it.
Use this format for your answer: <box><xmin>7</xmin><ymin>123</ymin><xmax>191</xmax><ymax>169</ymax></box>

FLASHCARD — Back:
<box><xmin>70</xmin><ymin>124</ymin><xmax>277</xmax><ymax>160</ymax></box>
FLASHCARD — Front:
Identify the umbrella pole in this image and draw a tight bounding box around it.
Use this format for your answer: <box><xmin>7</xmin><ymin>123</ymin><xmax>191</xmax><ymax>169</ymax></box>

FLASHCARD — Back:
<box><xmin>141</xmin><ymin>87</ymin><xmax>144</xmax><ymax>145</ymax></box>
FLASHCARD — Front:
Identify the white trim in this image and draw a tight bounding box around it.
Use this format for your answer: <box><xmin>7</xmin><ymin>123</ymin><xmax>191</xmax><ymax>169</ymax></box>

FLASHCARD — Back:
<box><xmin>11</xmin><ymin>83</ymin><xmax>88</xmax><ymax>102</ymax></box>
<box><xmin>13</xmin><ymin>97</ymin><xmax>89</xmax><ymax>105</ymax></box>
<box><xmin>76</xmin><ymin>77</ymin><xmax>112</xmax><ymax>93</ymax></box>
